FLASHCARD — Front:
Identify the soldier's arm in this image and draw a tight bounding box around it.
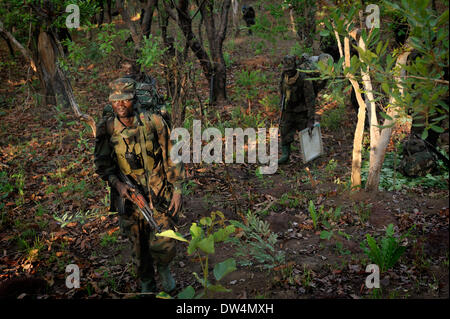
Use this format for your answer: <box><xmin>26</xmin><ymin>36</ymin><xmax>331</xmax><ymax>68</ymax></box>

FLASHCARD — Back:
<box><xmin>94</xmin><ymin>116</ymin><xmax>119</xmax><ymax>187</ymax></box>
<box><xmin>279</xmin><ymin>75</ymin><xmax>284</xmax><ymax>107</ymax></box>
<box><xmin>149</xmin><ymin>113</ymin><xmax>185</xmax><ymax>193</ymax></box>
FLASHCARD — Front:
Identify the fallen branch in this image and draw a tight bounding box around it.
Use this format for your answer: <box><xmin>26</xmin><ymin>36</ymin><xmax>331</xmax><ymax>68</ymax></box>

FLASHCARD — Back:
<box><xmin>56</xmin><ymin>67</ymin><xmax>97</xmax><ymax>137</ymax></box>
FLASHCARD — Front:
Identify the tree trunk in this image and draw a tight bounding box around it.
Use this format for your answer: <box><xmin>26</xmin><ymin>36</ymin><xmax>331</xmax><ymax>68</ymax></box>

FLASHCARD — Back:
<box><xmin>116</xmin><ymin>0</ymin><xmax>142</xmax><ymax>49</ymax></box>
<box><xmin>231</xmin><ymin>0</ymin><xmax>240</xmax><ymax>36</ymax></box>
<box><xmin>34</xmin><ymin>31</ymin><xmax>70</xmax><ymax>107</ymax></box>
<box><xmin>333</xmin><ymin>27</ymin><xmax>367</xmax><ymax>189</ymax></box>
<box><xmin>106</xmin><ymin>0</ymin><xmax>113</xmax><ymax>23</ymax></box>
<box><xmin>365</xmin><ymin>46</ymin><xmax>412</xmax><ymax>191</ymax></box>
<box><xmin>344</xmin><ymin>35</ymin><xmax>367</xmax><ymax>189</ymax></box>
<box><xmin>142</xmin><ymin>0</ymin><xmax>158</xmax><ymax>38</ymax></box>
<box><xmin>199</xmin><ymin>0</ymin><xmax>231</xmax><ymax>103</ymax></box>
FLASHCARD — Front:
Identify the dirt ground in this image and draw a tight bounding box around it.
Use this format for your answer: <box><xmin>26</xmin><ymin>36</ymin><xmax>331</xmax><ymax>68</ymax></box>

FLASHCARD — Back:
<box><xmin>0</xmin><ymin>16</ymin><xmax>448</xmax><ymax>300</ymax></box>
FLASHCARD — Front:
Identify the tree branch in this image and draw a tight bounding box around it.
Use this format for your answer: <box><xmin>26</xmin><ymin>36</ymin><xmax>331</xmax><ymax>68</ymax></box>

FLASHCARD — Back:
<box><xmin>0</xmin><ymin>21</ymin><xmax>37</xmax><ymax>72</ymax></box>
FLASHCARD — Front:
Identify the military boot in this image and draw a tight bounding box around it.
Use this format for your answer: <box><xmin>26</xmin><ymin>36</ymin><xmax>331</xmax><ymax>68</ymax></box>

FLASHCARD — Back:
<box><xmin>140</xmin><ymin>279</ymin><xmax>157</xmax><ymax>293</ymax></box>
<box><xmin>278</xmin><ymin>144</ymin><xmax>291</xmax><ymax>164</ymax></box>
<box><xmin>157</xmin><ymin>264</ymin><xmax>176</xmax><ymax>292</ymax></box>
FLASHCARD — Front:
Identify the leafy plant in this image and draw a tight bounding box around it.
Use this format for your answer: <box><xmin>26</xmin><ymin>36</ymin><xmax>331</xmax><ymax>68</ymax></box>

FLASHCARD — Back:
<box><xmin>360</xmin><ymin>224</ymin><xmax>409</xmax><ymax>272</ymax></box>
<box><xmin>235</xmin><ymin>70</ymin><xmax>267</xmax><ymax>112</ymax></box>
<box><xmin>156</xmin><ymin>211</ymin><xmax>236</xmax><ymax>298</ymax></box>
<box><xmin>229</xmin><ymin>211</ymin><xmax>285</xmax><ymax>270</ymax></box>
<box><xmin>361</xmin><ymin>150</ymin><xmax>449</xmax><ymax>191</ymax></box>
<box><xmin>353</xmin><ymin>201</ymin><xmax>372</xmax><ymax>223</ymax></box>
<box><xmin>309</xmin><ymin>201</ymin><xmax>342</xmax><ymax>229</ymax></box>
<box><xmin>137</xmin><ymin>35</ymin><xmax>166</xmax><ymax>70</ymax></box>
<box><xmin>320</xmin><ymin>104</ymin><xmax>346</xmax><ymax>131</ymax></box>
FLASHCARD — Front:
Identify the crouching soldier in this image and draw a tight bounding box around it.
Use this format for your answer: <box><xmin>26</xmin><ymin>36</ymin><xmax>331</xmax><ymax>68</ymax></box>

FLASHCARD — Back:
<box><xmin>94</xmin><ymin>78</ymin><xmax>185</xmax><ymax>293</ymax></box>
<box><xmin>399</xmin><ymin>136</ymin><xmax>437</xmax><ymax>177</ymax></box>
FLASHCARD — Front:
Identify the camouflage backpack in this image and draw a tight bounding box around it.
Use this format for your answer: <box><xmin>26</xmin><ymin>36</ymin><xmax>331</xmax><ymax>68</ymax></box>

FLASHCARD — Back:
<box><xmin>399</xmin><ymin>136</ymin><xmax>437</xmax><ymax>177</ymax></box>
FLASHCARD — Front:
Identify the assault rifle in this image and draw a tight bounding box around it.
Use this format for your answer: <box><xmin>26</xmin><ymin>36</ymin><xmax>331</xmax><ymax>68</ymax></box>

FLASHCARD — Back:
<box><xmin>279</xmin><ymin>92</ymin><xmax>286</xmax><ymax>127</ymax></box>
<box><xmin>118</xmin><ymin>171</ymin><xmax>161</xmax><ymax>232</ymax></box>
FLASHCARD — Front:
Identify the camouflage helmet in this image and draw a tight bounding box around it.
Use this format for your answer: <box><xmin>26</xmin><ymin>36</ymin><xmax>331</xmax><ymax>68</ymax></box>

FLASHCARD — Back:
<box><xmin>318</xmin><ymin>53</ymin><xmax>334</xmax><ymax>65</ymax></box>
<box><xmin>108</xmin><ymin>78</ymin><xmax>136</xmax><ymax>102</ymax></box>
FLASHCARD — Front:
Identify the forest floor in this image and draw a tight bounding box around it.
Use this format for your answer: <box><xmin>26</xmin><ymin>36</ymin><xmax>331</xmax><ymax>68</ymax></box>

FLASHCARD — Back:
<box><xmin>0</xmin><ymin>20</ymin><xmax>448</xmax><ymax>300</ymax></box>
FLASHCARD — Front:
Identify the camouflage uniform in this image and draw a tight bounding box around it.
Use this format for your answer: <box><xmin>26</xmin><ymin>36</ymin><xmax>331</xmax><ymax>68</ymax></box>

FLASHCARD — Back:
<box><xmin>278</xmin><ymin>55</ymin><xmax>317</xmax><ymax>164</ymax></box>
<box><xmin>94</xmin><ymin>78</ymin><xmax>184</xmax><ymax>292</ymax></box>
<box><xmin>399</xmin><ymin>136</ymin><xmax>437</xmax><ymax>177</ymax></box>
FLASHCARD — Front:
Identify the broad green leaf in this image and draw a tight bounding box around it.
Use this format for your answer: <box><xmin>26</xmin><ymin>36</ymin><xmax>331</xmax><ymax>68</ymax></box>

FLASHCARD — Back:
<box><xmin>207</xmin><ymin>284</ymin><xmax>232</xmax><ymax>293</ymax></box>
<box><xmin>430</xmin><ymin>125</ymin><xmax>444</xmax><ymax>133</ymax></box>
<box><xmin>213</xmin><ymin>258</ymin><xmax>237</xmax><ymax>281</ymax></box>
<box><xmin>320</xmin><ymin>230</ymin><xmax>333</xmax><ymax>240</ymax></box>
<box><xmin>156</xmin><ymin>230</ymin><xmax>188</xmax><ymax>242</ymax></box>
<box><xmin>381</xmin><ymin>83</ymin><xmax>390</xmax><ymax>95</ymax></box>
<box><xmin>421</xmin><ymin>129</ymin><xmax>429</xmax><ymax>140</ymax></box>
<box><xmin>156</xmin><ymin>292</ymin><xmax>172</xmax><ymax>299</ymax></box>
<box><xmin>190</xmin><ymin>223</ymin><xmax>204</xmax><ymax>239</ymax></box>
<box><xmin>187</xmin><ymin>237</ymin><xmax>200</xmax><ymax>255</ymax></box>
<box><xmin>200</xmin><ymin>217</ymin><xmax>212</xmax><ymax>226</ymax></box>
<box><xmin>379</xmin><ymin>111</ymin><xmax>393</xmax><ymax>121</ymax></box>
<box><xmin>213</xmin><ymin>225</ymin><xmax>236</xmax><ymax>243</ymax></box>
<box><xmin>197</xmin><ymin>235</ymin><xmax>215</xmax><ymax>254</ymax></box>
<box><xmin>211</xmin><ymin>211</ymin><xmax>225</xmax><ymax>221</ymax></box>
<box><xmin>177</xmin><ymin>285</ymin><xmax>195</xmax><ymax>299</ymax></box>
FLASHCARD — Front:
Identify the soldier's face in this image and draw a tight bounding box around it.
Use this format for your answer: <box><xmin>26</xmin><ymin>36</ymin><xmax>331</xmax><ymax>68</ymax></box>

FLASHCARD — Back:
<box><xmin>282</xmin><ymin>56</ymin><xmax>296</xmax><ymax>72</ymax></box>
<box><xmin>112</xmin><ymin>99</ymin><xmax>134</xmax><ymax>118</ymax></box>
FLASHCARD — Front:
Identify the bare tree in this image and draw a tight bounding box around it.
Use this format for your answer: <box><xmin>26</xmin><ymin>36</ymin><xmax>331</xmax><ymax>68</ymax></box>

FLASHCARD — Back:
<box><xmin>162</xmin><ymin>0</ymin><xmax>232</xmax><ymax>104</ymax></box>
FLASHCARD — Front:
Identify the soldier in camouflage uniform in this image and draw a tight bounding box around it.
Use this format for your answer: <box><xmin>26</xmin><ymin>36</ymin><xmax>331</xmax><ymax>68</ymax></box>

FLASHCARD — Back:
<box><xmin>278</xmin><ymin>54</ymin><xmax>323</xmax><ymax>164</ymax></box>
<box><xmin>94</xmin><ymin>78</ymin><xmax>185</xmax><ymax>293</ymax></box>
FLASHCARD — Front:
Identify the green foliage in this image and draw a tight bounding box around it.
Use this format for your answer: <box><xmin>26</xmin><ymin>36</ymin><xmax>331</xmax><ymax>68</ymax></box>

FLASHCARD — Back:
<box><xmin>156</xmin><ymin>211</ymin><xmax>236</xmax><ymax>298</ymax></box>
<box><xmin>235</xmin><ymin>70</ymin><xmax>266</xmax><ymax>102</ymax></box>
<box><xmin>309</xmin><ymin>201</ymin><xmax>342</xmax><ymax>230</ymax></box>
<box><xmin>353</xmin><ymin>201</ymin><xmax>372</xmax><ymax>223</ymax></box>
<box><xmin>137</xmin><ymin>35</ymin><xmax>166</xmax><ymax>70</ymax></box>
<box><xmin>96</xmin><ymin>23</ymin><xmax>131</xmax><ymax>56</ymax></box>
<box><xmin>100</xmin><ymin>231</ymin><xmax>118</xmax><ymax>247</ymax></box>
<box><xmin>361</xmin><ymin>150</ymin><xmax>449</xmax><ymax>190</ymax></box>
<box><xmin>317</xmin><ymin>1</ymin><xmax>448</xmax><ymax>136</ymax></box>
<box><xmin>259</xmin><ymin>94</ymin><xmax>279</xmax><ymax>113</ymax></box>
<box><xmin>289</xmin><ymin>42</ymin><xmax>313</xmax><ymax>57</ymax></box>
<box><xmin>361</xmin><ymin>224</ymin><xmax>409</xmax><ymax>272</ymax></box>
<box><xmin>320</xmin><ymin>104</ymin><xmax>346</xmax><ymax>131</ymax></box>
<box><xmin>182</xmin><ymin>180</ymin><xmax>197</xmax><ymax>196</ymax></box>
<box><xmin>11</xmin><ymin>170</ymin><xmax>25</xmax><ymax>206</ymax></box>
<box><xmin>0</xmin><ymin>171</ymin><xmax>14</xmax><ymax>210</ymax></box>
<box><xmin>229</xmin><ymin>211</ymin><xmax>285</xmax><ymax>270</ymax></box>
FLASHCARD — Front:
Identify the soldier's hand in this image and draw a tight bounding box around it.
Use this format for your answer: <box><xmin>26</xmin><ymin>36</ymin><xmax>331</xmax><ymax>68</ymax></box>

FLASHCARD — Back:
<box><xmin>168</xmin><ymin>192</ymin><xmax>182</xmax><ymax>216</ymax></box>
<box><xmin>307</xmin><ymin>120</ymin><xmax>315</xmax><ymax>137</ymax></box>
<box><xmin>115</xmin><ymin>181</ymin><xmax>134</xmax><ymax>201</ymax></box>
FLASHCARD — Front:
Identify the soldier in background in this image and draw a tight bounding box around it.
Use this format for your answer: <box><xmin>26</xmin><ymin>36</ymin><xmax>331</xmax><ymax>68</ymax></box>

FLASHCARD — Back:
<box><xmin>399</xmin><ymin>136</ymin><xmax>437</xmax><ymax>177</ymax></box>
<box><xmin>278</xmin><ymin>54</ymin><xmax>332</xmax><ymax>164</ymax></box>
<box><xmin>242</xmin><ymin>5</ymin><xmax>256</xmax><ymax>35</ymax></box>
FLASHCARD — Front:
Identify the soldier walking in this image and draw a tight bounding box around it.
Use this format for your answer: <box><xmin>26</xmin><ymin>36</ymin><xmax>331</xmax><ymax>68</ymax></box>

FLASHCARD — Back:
<box><xmin>94</xmin><ymin>78</ymin><xmax>185</xmax><ymax>293</ymax></box>
<box><xmin>278</xmin><ymin>55</ymin><xmax>316</xmax><ymax>164</ymax></box>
